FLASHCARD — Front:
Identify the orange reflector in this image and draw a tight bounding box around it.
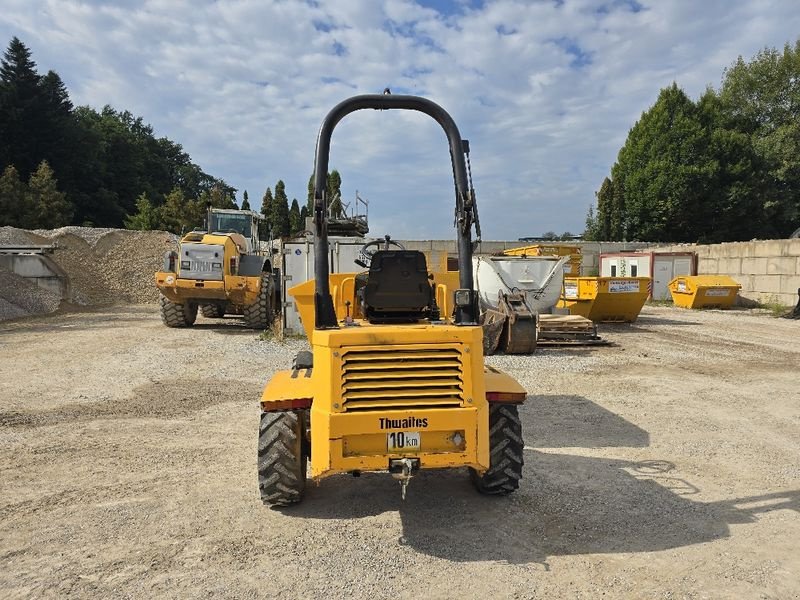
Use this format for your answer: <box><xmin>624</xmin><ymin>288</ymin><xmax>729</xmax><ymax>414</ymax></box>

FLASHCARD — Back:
<box><xmin>262</xmin><ymin>398</ymin><xmax>312</xmax><ymax>411</ymax></box>
<box><xmin>486</xmin><ymin>391</ymin><xmax>526</xmax><ymax>404</ymax></box>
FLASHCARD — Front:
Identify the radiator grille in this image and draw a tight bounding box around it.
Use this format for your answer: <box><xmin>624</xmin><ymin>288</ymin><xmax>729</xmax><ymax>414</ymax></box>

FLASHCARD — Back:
<box><xmin>340</xmin><ymin>346</ymin><xmax>464</xmax><ymax>411</ymax></box>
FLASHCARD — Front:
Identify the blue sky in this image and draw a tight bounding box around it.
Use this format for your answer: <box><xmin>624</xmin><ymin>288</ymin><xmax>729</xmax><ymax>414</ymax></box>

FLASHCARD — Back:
<box><xmin>2</xmin><ymin>0</ymin><xmax>799</xmax><ymax>239</ymax></box>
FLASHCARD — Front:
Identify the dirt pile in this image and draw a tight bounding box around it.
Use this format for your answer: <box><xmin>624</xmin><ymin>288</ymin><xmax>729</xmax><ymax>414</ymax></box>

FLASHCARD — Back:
<box><xmin>0</xmin><ymin>226</ymin><xmax>178</xmax><ymax>315</ymax></box>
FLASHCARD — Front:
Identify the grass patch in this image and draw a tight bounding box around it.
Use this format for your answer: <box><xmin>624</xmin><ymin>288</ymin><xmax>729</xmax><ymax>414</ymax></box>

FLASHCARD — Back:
<box><xmin>756</xmin><ymin>295</ymin><xmax>791</xmax><ymax>318</ymax></box>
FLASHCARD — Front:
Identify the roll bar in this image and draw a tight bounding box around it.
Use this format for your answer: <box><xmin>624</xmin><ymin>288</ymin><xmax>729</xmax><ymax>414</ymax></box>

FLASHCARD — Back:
<box><xmin>312</xmin><ymin>94</ymin><xmax>479</xmax><ymax>329</ymax></box>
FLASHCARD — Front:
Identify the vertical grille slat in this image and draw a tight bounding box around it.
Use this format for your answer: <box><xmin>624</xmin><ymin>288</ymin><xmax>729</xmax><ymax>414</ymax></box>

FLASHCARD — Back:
<box><xmin>340</xmin><ymin>346</ymin><xmax>464</xmax><ymax>412</ymax></box>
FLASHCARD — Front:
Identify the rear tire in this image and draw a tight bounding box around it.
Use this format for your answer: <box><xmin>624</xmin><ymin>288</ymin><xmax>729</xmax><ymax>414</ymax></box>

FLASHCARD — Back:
<box><xmin>244</xmin><ymin>273</ymin><xmax>274</xmax><ymax>329</ymax></box>
<box><xmin>258</xmin><ymin>410</ymin><xmax>307</xmax><ymax>506</ymax></box>
<box><xmin>159</xmin><ymin>295</ymin><xmax>196</xmax><ymax>327</ymax></box>
<box><xmin>200</xmin><ymin>304</ymin><xmax>225</xmax><ymax>318</ymax></box>
<box><xmin>470</xmin><ymin>404</ymin><xmax>524</xmax><ymax>495</ymax></box>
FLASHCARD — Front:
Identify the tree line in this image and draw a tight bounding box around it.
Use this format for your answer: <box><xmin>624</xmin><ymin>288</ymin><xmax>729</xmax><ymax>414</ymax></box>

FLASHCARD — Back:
<box><xmin>0</xmin><ymin>36</ymin><xmax>235</xmax><ymax>232</ymax></box>
<box><xmin>585</xmin><ymin>39</ymin><xmax>800</xmax><ymax>242</ymax></box>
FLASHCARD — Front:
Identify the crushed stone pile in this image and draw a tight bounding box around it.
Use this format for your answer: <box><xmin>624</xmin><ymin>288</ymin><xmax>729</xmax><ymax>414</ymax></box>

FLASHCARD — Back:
<box><xmin>0</xmin><ymin>226</ymin><xmax>178</xmax><ymax>320</ymax></box>
<box><xmin>0</xmin><ymin>266</ymin><xmax>62</xmax><ymax>320</ymax></box>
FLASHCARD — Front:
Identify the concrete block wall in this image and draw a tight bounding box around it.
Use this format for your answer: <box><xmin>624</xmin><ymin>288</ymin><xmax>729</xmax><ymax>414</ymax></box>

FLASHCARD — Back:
<box><xmin>655</xmin><ymin>239</ymin><xmax>800</xmax><ymax>307</ymax></box>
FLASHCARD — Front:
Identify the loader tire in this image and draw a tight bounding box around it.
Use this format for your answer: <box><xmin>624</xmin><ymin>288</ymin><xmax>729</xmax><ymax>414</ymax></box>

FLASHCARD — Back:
<box><xmin>470</xmin><ymin>404</ymin><xmax>524</xmax><ymax>495</ymax></box>
<box><xmin>244</xmin><ymin>273</ymin><xmax>274</xmax><ymax>329</ymax></box>
<box><xmin>200</xmin><ymin>303</ymin><xmax>225</xmax><ymax>318</ymax></box>
<box><xmin>159</xmin><ymin>295</ymin><xmax>196</xmax><ymax>328</ymax></box>
<box><xmin>258</xmin><ymin>410</ymin><xmax>307</xmax><ymax>506</ymax></box>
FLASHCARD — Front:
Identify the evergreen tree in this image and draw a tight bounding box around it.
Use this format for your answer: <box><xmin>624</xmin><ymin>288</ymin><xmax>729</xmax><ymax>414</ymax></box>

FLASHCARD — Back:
<box><xmin>0</xmin><ymin>165</ymin><xmax>33</xmax><ymax>227</ymax></box>
<box><xmin>124</xmin><ymin>192</ymin><xmax>161</xmax><ymax>230</ymax></box>
<box><xmin>300</xmin><ymin>204</ymin><xmax>309</xmax><ymax>223</ymax></box>
<box><xmin>306</xmin><ymin>174</ymin><xmax>314</xmax><ymax>214</ymax></box>
<box><xmin>241</xmin><ymin>190</ymin><xmax>250</xmax><ymax>210</ymax></box>
<box><xmin>595</xmin><ymin>177</ymin><xmax>614</xmax><ymax>240</ymax></box>
<box><xmin>27</xmin><ymin>160</ymin><xmax>72</xmax><ymax>228</ymax></box>
<box><xmin>260</xmin><ymin>186</ymin><xmax>273</xmax><ymax>238</ymax></box>
<box><xmin>0</xmin><ymin>37</ymin><xmax>45</xmax><ymax>179</ymax></box>
<box><xmin>327</xmin><ymin>169</ymin><xmax>343</xmax><ymax>217</ymax></box>
<box><xmin>272</xmin><ymin>180</ymin><xmax>290</xmax><ymax>237</ymax></box>
<box><xmin>289</xmin><ymin>198</ymin><xmax>302</xmax><ymax>234</ymax></box>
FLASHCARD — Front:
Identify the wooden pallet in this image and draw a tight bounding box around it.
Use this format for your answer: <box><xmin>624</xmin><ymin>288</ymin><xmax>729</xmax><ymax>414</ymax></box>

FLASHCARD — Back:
<box><xmin>537</xmin><ymin>314</ymin><xmax>608</xmax><ymax>346</ymax></box>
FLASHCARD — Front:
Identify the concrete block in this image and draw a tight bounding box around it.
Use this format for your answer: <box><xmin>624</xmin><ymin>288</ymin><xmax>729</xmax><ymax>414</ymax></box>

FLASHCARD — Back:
<box><xmin>751</xmin><ymin>275</ymin><xmax>782</xmax><ymax>294</ymax></box>
<box><xmin>11</xmin><ymin>255</ymin><xmax>55</xmax><ymax>278</ymax></box>
<box><xmin>741</xmin><ymin>257</ymin><xmax>769</xmax><ymax>275</ymax></box>
<box><xmin>757</xmin><ymin>240</ymin><xmax>786</xmax><ymax>258</ymax></box>
<box><xmin>787</xmin><ymin>240</ymin><xmax>800</xmax><ymax>257</ymax></box>
<box><xmin>780</xmin><ymin>275</ymin><xmax>800</xmax><ymax>295</ymax></box>
<box><xmin>740</xmin><ymin>274</ymin><xmax>756</xmax><ymax>293</ymax></box>
<box><xmin>716</xmin><ymin>257</ymin><xmax>741</xmax><ymax>274</ymax></box>
<box><xmin>429</xmin><ymin>240</ymin><xmax>453</xmax><ymax>252</ymax></box>
<box><xmin>697</xmin><ymin>258</ymin><xmax>719</xmax><ymax>274</ymax></box>
<box><xmin>767</xmin><ymin>256</ymin><xmax>797</xmax><ymax>275</ymax></box>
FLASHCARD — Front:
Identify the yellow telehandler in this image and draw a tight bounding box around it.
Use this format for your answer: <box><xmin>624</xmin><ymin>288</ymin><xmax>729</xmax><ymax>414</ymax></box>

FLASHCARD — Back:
<box><xmin>155</xmin><ymin>208</ymin><xmax>276</xmax><ymax>328</ymax></box>
<box><xmin>258</xmin><ymin>94</ymin><xmax>527</xmax><ymax>505</ymax></box>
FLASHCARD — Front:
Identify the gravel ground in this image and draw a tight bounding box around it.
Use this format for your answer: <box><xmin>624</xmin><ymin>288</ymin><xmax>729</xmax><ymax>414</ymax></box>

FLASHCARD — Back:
<box><xmin>0</xmin><ymin>305</ymin><xmax>798</xmax><ymax>599</ymax></box>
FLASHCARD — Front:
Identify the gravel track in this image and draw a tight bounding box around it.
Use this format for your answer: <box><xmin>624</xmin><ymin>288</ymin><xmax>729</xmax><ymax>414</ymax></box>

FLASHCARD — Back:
<box><xmin>0</xmin><ymin>305</ymin><xmax>798</xmax><ymax>599</ymax></box>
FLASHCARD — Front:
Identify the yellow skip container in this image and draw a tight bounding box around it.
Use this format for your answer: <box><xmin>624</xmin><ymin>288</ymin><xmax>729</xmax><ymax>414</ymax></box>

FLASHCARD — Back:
<box><xmin>668</xmin><ymin>275</ymin><xmax>741</xmax><ymax>309</ymax></box>
<box><xmin>503</xmin><ymin>244</ymin><xmax>582</xmax><ymax>276</ymax></box>
<box><xmin>558</xmin><ymin>276</ymin><xmax>651</xmax><ymax>322</ymax></box>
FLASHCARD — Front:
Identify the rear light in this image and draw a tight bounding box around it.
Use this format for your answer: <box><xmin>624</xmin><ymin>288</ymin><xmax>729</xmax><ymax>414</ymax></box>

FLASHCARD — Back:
<box><xmin>168</xmin><ymin>253</ymin><xmax>176</xmax><ymax>272</ymax></box>
<box><xmin>230</xmin><ymin>257</ymin><xmax>237</xmax><ymax>275</ymax></box>
<box><xmin>486</xmin><ymin>391</ymin><xmax>526</xmax><ymax>403</ymax></box>
<box><xmin>180</xmin><ymin>260</ymin><xmax>190</xmax><ymax>270</ymax></box>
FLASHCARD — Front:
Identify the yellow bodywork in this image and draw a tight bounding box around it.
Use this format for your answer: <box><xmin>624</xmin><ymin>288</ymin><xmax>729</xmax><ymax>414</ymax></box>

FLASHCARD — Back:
<box><xmin>261</xmin><ymin>270</ymin><xmax>526</xmax><ymax>481</ymax></box>
<box><xmin>155</xmin><ymin>232</ymin><xmax>262</xmax><ymax>306</ymax></box>
<box><xmin>558</xmin><ymin>276</ymin><xmax>651</xmax><ymax>322</ymax></box>
<box><xmin>668</xmin><ymin>275</ymin><xmax>741</xmax><ymax>309</ymax></box>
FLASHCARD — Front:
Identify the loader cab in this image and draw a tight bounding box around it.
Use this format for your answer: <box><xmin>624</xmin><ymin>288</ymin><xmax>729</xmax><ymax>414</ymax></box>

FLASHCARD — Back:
<box><xmin>208</xmin><ymin>209</ymin><xmax>263</xmax><ymax>254</ymax></box>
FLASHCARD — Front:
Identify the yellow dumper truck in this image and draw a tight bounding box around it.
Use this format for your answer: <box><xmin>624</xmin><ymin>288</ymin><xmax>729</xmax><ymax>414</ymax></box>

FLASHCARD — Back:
<box><xmin>257</xmin><ymin>94</ymin><xmax>528</xmax><ymax>505</ymax></box>
<box><xmin>155</xmin><ymin>208</ymin><xmax>276</xmax><ymax>328</ymax></box>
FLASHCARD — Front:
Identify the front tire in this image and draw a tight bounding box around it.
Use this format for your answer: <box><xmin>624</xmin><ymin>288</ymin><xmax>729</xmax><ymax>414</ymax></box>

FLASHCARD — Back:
<box><xmin>159</xmin><ymin>295</ymin><xmax>196</xmax><ymax>327</ymax></box>
<box><xmin>470</xmin><ymin>404</ymin><xmax>524</xmax><ymax>495</ymax></box>
<box><xmin>244</xmin><ymin>273</ymin><xmax>274</xmax><ymax>329</ymax></box>
<box><xmin>258</xmin><ymin>410</ymin><xmax>307</xmax><ymax>506</ymax></box>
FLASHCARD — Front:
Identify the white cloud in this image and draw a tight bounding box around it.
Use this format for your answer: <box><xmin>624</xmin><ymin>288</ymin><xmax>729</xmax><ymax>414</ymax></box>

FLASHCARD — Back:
<box><xmin>2</xmin><ymin>0</ymin><xmax>799</xmax><ymax>239</ymax></box>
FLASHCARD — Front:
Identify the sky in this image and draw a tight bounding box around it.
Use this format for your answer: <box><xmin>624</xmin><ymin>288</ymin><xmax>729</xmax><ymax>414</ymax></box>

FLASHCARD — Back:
<box><xmin>2</xmin><ymin>1</ymin><xmax>799</xmax><ymax>240</ymax></box>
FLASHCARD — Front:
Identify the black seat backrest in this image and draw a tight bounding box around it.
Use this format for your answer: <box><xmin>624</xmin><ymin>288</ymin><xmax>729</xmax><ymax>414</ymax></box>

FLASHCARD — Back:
<box><xmin>363</xmin><ymin>250</ymin><xmax>432</xmax><ymax>322</ymax></box>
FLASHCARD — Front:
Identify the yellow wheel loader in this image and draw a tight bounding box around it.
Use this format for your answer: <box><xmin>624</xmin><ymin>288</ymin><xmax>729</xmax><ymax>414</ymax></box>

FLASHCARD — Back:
<box><xmin>258</xmin><ymin>94</ymin><xmax>527</xmax><ymax>506</ymax></box>
<box><xmin>155</xmin><ymin>208</ymin><xmax>276</xmax><ymax>328</ymax></box>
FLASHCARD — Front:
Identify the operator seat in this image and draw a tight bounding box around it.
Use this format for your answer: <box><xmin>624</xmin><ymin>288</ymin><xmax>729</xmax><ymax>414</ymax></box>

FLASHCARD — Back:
<box><xmin>362</xmin><ymin>250</ymin><xmax>433</xmax><ymax>323</ymax></box>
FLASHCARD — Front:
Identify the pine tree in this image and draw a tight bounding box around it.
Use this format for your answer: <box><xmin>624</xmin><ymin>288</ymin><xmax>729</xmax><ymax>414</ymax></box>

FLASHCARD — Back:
<box><xmin>241</xmin><ymin>190</ymin><xmax>250</xmax><ymax>210</ymax></box>
<box><xmin>306</xmin><ymin>174</ymin><xmax>314</xmax><ymax>214</ymax></box>
<box><xmin>300</xmin><ymin>204</ymin><xmax>309</xmax><ymax>224</ymax></box>
<box><xmin>0</xmin><ymin>165</ymin><xmax>33</xmax><ymax>227</ymax></box>
<box><xmin>124</xmin><ymin>192</ymin><xmax>161</xmax><ymax>230</ymax></box>
<box><xmin>27</xmin><ymin>160</ymin><xmax>72</xmax><ymax>228</ymax></box>
<box><xmin>289</xmin><ymin>198</ymin><xmax>301</xmax><ymax>234</ymax></box>
<box><xmin>272</xmin><ymin>180</ymin><xmax>290</xmax><ymax>237</ymax></box>
<box><xmin>327</xmin><ymin>169</ymin><xmax>343</xmax><ymax>217</ymax></box>
<box><xmin>0</xmin><ymin>37</ymin><xmax>45</xmax><ymax>179</ymax></box>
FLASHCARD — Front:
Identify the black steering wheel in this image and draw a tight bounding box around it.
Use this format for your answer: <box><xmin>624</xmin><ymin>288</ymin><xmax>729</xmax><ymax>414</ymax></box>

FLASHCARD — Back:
<box><xmin>355</xmin><ymin>235</ymin><xmax>405</xmax><ymax>268</ymax></box>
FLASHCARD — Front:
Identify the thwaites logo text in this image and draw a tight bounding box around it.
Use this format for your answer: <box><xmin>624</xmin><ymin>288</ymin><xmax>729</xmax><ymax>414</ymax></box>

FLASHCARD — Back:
<box><xmin>379</xmin><ymin>417</ymin><xmax>428</xmax><ymax>430</ymax></box>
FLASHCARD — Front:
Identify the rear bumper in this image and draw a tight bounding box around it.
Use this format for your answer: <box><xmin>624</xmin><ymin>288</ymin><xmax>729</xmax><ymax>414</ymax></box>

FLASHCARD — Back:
<box><xmin>155</xmin><ymin>272</ymin><xmax>259</xmax><ymax>304</ymax></box>
<box><xmin>310</xmin><ymin>406</ymin><xmax>489</xmax><ymax>479</ymax></box>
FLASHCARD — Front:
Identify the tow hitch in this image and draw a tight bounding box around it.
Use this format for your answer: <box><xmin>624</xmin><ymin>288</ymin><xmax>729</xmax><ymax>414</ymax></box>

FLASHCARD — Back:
<box><xmin>389</xmin><ymin>458</ymin><xmax>420</xmax><ymax>500</ymax></box>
